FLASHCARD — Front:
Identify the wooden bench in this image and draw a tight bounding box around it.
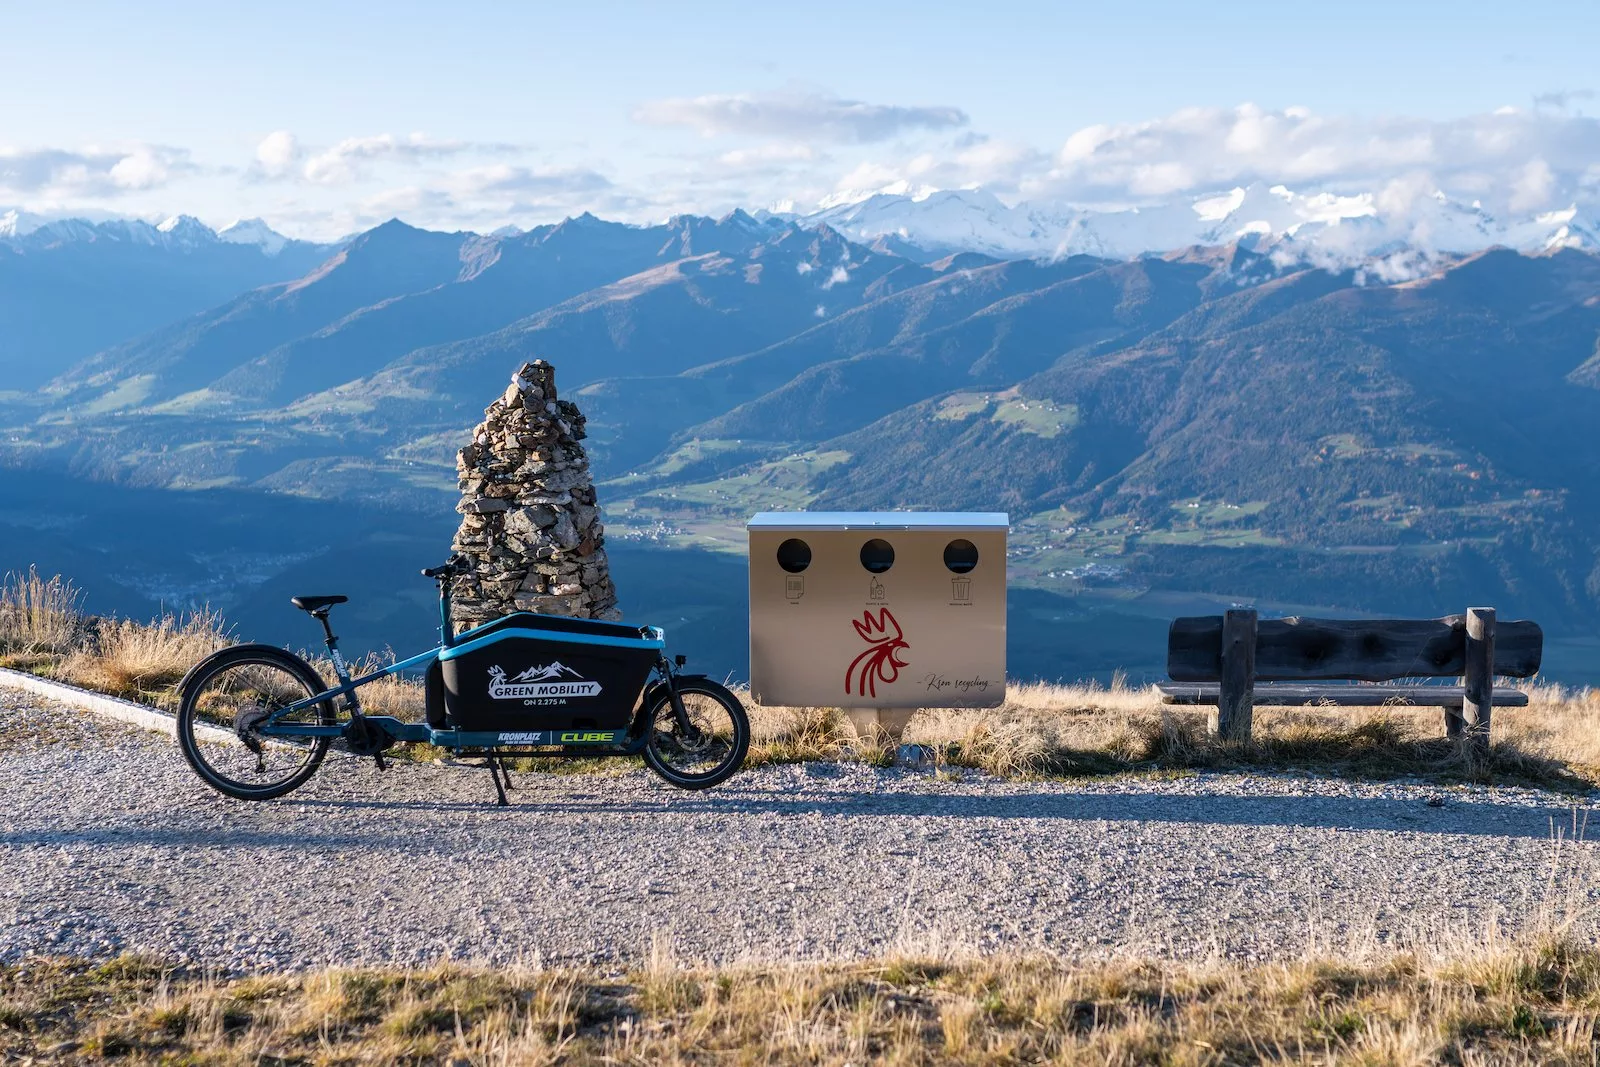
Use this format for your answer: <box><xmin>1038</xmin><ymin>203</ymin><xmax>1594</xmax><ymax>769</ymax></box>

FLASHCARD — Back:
<box><xmin>1157</xmin><ymin>608</ymin><xmax>1543</xmax><ymax>748</ymax></box>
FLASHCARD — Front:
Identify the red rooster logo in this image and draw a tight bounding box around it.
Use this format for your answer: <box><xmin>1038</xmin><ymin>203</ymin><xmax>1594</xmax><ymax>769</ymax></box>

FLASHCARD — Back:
<box><xmin>846</xmin><ymin>608</ymin><xmax>910</xmax><ymax>698</ymax></box>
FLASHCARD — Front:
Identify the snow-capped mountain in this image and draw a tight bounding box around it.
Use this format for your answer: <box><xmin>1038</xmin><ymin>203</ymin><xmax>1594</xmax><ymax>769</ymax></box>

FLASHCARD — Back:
<box><xmin>0</xmin><ymin>213</ymin><xmax>337</xmax><ymax>391</ymax></box>
<box><xmin>796</xmin><ymin>183</ymin><xmax>1600</xmax><ymax>264</ymax></box>
<box><xmin>808</xmin><ymin>187</ymin><xmax>1056</xmax><ymax>258</ymax></box>
<box><xmin>217</xmin><ymin>217</ymin><xmax>293</xmax><ymax>256</ymax></box>
<box><xmin>13</xmin><ymin>188</ymin><xmax>1597</xmax><ymax>269</ymax></box>
<box><xmin>0</xmin><ymin>209</ymin><xmax>44</xmax><ymax>237</ymax></box>
<box><xmin>154</xmin><ymin>214</ymin><xmax>218</xmax><ymax>248</ymax></box>
<box><xmin>0</xmin><ymin>212</ymin><xmax>161</xmax><ymax>246</ymax></box>
<box><xmin>1</xmin><ymin>211</ymin><xmax>306</xmax><ymax>257</ymax></box>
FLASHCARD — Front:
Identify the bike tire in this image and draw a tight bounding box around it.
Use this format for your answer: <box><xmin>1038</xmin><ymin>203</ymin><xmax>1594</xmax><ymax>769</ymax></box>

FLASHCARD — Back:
<box><xmin>176</xmin><ymin>645</ymin><xmax>336</xmax><ymax>801</ymax></box>
<box><xmin>642</xmin><ymin>678</ymin><xmax>751</xmax><ymax>790</ymax></box>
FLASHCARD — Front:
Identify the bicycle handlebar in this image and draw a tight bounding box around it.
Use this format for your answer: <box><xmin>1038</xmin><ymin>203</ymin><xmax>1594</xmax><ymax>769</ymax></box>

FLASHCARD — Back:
<box><xmin>421</xmin><ymin>554</ymin><xmax>470</xmax><ymax>580</ymax></box>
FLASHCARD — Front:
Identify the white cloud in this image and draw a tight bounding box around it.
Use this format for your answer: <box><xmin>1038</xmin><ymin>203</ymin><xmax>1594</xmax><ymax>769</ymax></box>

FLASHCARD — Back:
<box><xmin>359</xmin><ymin>185</ymin><xmax>457</xmax><ymax>217</ymax></box>
<box><xmin>1373</xmin><ymin>172</ymin><xmax>1437</xmax><ymax>218</ymax></box>
<box><xmin>1509</xmin><ymin>158</ymin><xmax>1556</xmax><ymax>211</ymax></box>
<box><xmin>822</xmin><ymin>137</ymin><xmax>1044</xmax><ymax>204</ymax></box>
<box><xmin>304</xmin><ymin>133</ymin><xmax>484</xmax><ymax>184</ymax></box>
<box><xmin>280</xmin><ymin>163</ymin><xmax>627</xmax><ymax>236</ymax></box>
<box><xmin>824</xmin><ymin>103</ymin><xmax>1600</xmax><ymax>223</ymax></box>
<box><xmin>250</xmin><ymin>132</ymin><xmax>522</xmax><ymax>185</ymax></box>
<box><xmin>635</xmin><ymin>90</ymin><xmax>967</xmax><ymax>143</ymax></box>
<box><xmin>105</xmin><ymin>147</ymin><xmax>178</xmax><ymax>190</ymax></box>
<box><xmin>717</xmin><ymin>142</ymin><xmax>820</xmax><ymax>168</ymax></box>
<box><xmin>831</xmin><ymin>160</ymin><xmax>909</xmax><ymax>196</ymax></box>
<box><xmin>949</xmin><ymin>138</ymin><xmax>1043</xmax><ymax>181</ymax></box>
<box><xmin>449</xmin><ymin>163</ymin><xmax>612</xmax><ymax>197</ymax></box>
<box><xmin>1042</xmin><ymin>103</ymin><xmax>1600</xmax><ymax>212</ymax></box>
<box><xmin>254</xmin><ymin>131</ymin><xmax>300</xmax><ymax>176</ymax></box>
<box><xmin>0</xmin><ymin>143</ymin><xmax>194</xmax><ymax>198</ymax></box>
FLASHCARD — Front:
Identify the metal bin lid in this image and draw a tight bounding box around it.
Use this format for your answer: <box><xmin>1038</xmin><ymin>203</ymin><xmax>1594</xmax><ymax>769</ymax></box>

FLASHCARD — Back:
<box><xmin>746</xmin><ymin>511</ymin><xmax>1009</xmax><ymax>531</ymax></box>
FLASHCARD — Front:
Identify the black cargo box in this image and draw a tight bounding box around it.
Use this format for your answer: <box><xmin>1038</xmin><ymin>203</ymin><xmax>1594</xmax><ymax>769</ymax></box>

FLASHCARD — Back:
<box><xmin>437</xmin><ymin>613</ymin><xmax>663</xmax><ymax>731</ymax></box>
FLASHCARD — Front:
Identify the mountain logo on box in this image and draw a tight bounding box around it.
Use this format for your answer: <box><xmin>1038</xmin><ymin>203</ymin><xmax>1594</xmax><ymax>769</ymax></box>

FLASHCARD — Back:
<box><xmin>512</xmin><ymin>662</ymin><xmax>583</xmax><ymax>682</ymax></box>
<box><xmin>488</xmin><ymin>663</ymin><xmax>601</xmax><ymax>700</ymax></box>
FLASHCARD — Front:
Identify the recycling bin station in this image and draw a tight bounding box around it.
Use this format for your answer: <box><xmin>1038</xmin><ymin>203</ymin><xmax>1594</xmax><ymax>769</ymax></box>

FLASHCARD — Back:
<box><xmin>748</xmin><ymin>511</ymin><xmax>1008</xmax><ymax>740</ymax></box>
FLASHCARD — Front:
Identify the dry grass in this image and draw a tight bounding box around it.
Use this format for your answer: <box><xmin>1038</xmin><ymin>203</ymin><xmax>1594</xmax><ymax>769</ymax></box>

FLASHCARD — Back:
<box><xmin>313</xmin><ymin>649</ymin><xmax>429</xmax><ymax>721</ymax></box>
<box><xmin>57</xmin><ymin>608</ymin><xmax>232</xmax><ymax>701</ymax></box>
<box><xmin>1511</xmin><ymin>684</ymin><xmax>1600</xmax><ymax>772</ymax></box>
<box><xmin>4</xmin><ymin>937</ymin><xmax>1600</xmax><ymax>1064</ymax></box>
<box><xmin>749</xmin><ymin>678</ymin><xmax>1600</xmax><ymax>791</ymax></box>
<box><xmin>746</xmin><ymin>701</ymin><xmax>898</xmax><ymax>768</ymax></box>
<box><xmin>0</xmin><ymin>567</ymin><xmax>82</xmax><ymax>655</ymax></box>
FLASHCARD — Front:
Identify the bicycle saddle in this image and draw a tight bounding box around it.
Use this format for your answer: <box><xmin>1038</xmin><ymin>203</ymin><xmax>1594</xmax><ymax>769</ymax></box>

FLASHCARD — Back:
<box><xmin>290</xmin><ymin>595</ymin><xmax>347</xmax><ymax>614</ymax></box>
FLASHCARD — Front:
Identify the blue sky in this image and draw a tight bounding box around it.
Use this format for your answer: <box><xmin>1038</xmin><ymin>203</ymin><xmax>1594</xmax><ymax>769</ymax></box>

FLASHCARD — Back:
<box><xmin>3</xmin><ymin>0</ymin><xmax>1597</xmax><ymax>237</ymax></box>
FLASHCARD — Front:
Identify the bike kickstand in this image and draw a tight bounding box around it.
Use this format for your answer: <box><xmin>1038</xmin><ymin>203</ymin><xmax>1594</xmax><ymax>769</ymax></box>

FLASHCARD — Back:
<box><xmin>373</xmin><ymin>751</ymin><xmax>388</xmax><ymax>772</ymax></box>
<box><xmin>488</xmin><ymin>757</ymin><xmax>509</xmax><ymax>807</ymax></box>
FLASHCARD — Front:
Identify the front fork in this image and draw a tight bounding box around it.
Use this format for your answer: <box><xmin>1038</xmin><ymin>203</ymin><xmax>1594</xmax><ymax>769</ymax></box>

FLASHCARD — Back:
<box><xmin>658</xmin><ymin>655</ymin><xmax>698</xmax><ymax>738</ymax></box>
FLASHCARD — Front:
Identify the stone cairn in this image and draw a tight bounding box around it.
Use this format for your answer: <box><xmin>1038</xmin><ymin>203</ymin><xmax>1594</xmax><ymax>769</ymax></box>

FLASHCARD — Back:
<box><xmin>448</xmin><ymin>360</ymin><xmax>620</xmax><ymax>628</ymax></box>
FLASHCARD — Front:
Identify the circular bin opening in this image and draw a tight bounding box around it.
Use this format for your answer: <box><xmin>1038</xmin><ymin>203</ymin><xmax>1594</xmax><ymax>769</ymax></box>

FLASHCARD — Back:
<box><xmin>943</xmin><ymin>538</ymin><xmax>980</xmax><ymax>574</ymax></box>
<box><xmin>860</xmin><ymin>538</ymin><xmax>895</xmax><ymax>573</ymax></box>
<box><xmin>776</xmin><ymin>538</ymin><xmax>812</xmax><ymax>574</ymax></box>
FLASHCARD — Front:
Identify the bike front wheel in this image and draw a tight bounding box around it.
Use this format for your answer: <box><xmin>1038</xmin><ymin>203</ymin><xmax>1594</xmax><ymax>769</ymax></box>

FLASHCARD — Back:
<box><xmin>177</xmin><ymin>646</ymin><xmax>336</xmax><ymax>801</ymax></box>
<box><xmin>642</xmin><ymin>679</ymin><xmax>750</xmax><ymax>790</ymax></box>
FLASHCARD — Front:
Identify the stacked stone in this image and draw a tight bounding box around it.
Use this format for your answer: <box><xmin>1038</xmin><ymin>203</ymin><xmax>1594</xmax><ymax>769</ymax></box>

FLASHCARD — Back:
<box><xmin>448</xmin><ymin>360</ymin><xmax>621</xmax><ymax>628</ymax></box>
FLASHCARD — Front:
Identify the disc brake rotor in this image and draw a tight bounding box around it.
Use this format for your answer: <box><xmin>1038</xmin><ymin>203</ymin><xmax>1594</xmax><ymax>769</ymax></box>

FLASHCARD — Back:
<box><xmin>665</xmin><ymin>711</ymin><xmax>713</xmax><ymax>752</ymax></box>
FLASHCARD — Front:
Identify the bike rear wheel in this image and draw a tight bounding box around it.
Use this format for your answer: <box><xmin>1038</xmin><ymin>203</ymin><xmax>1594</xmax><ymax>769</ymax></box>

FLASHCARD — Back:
<box><xmin>177</xmin><ymin>646</ymin><xmax>336</xmax><ymax>801</ymax></box>
<box><xmin>642</xmin><ymin>679</ymin><xmax>750</xmax><ymax>789</ymax></box>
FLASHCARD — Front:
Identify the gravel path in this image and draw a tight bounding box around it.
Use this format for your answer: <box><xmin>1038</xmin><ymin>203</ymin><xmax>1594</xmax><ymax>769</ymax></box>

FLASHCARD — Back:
<box><xmin>2</xmin><ymin>691</ymin><xmax>1597</xmax><ymax>971</ymax></box>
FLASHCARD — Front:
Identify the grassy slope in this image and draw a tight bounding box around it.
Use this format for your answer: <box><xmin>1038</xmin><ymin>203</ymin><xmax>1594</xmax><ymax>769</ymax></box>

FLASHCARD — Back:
<box><xmin>4</xmin><ymin>939</ymin><xmax>1600</xmax><ymax>1064</ymax></box>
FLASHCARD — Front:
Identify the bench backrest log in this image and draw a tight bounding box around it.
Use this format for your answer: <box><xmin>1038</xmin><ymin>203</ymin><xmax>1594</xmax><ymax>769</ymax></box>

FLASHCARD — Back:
<box><xmin>1166</xmin><ymin>609</ymin><xmax>1543</xmax><ymax>746</ymax></box>
<box><xmin>1167</xmin><ymin>615</ymin><xmax>1544</xmax><ymax>682</ymax></box>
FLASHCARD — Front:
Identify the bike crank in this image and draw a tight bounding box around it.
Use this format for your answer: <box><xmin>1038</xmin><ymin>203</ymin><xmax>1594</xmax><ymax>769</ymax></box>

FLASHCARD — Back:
<box><xmin>341</xmin><ymin>716</ymin><xmax>393</xmax><ymax>770</ymax></box>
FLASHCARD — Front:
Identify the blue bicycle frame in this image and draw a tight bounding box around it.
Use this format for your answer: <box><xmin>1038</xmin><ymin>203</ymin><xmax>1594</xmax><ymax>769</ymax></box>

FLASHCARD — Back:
<box><xmin>256</xmin><ymin>574</ymin><xmax>672</xmax><ymax>755</ymax></box>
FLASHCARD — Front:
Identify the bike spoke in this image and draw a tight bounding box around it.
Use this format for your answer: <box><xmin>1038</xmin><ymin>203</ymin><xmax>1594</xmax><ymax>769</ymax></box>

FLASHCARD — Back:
<box><xmin>650</xmin><ymin>692</ymin><xmax>738</xmax><ymax>779</ymax></box>
<box><xmin>186</xmin><ymin>661</ymin><xmax>330</xmax><ymax>792</ymax></box>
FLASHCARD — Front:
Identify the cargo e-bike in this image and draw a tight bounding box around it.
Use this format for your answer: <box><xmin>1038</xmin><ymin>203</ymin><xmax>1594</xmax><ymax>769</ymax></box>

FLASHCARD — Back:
<box><xmin>175</xmin><ymin>555</ymin><xmax>750</xmax><ymax>803</ymax></box>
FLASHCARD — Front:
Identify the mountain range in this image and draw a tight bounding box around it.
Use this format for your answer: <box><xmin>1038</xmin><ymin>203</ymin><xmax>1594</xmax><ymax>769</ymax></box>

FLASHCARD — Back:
<box><xmin>3</xmin><ymin>196</ymin><xmax>1600</xmax><ymax>682</ymax></box>
<box><xmin>798</xmin><ymin>183</ymin><xmax>1600</xmax><ymax>262</ymax></box>
<box><xmin>0</xmin><ymin>213</ymin><xmax>332</xmax><ymax>390</ymax></box>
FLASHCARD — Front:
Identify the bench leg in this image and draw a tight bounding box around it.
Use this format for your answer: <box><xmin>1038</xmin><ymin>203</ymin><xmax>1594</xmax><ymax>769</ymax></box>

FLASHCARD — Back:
<box><xmin>1463</xmin><ymin>607</ymin><xmax>1495</xmax><ymax>754</ymax></box>
<box><xmin>1213</xmin><ymin>608</ymin><xmax>1256</xmax><ymax>742</ymax></box>
<box><xmin>1443</xmin><ymin>705</ymin><xmax>1465</xmax><ymax>739</ymax></box>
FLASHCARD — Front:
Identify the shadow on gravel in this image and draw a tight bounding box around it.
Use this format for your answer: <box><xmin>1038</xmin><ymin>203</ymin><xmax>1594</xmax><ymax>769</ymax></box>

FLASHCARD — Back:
<box><xmin>289</xmin><ymin>790</ymin><xmax>1576</xmax><ymax>840</ymax></box>
<box><xmin>3</xmin><ymin>789</ymin><xmax>1577</xmax><ymax>850</ymax></box>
